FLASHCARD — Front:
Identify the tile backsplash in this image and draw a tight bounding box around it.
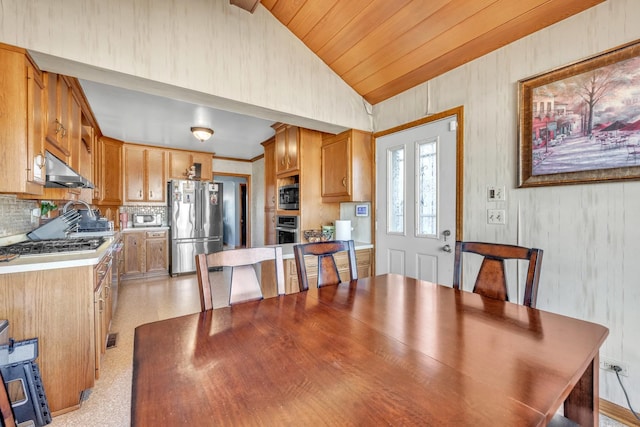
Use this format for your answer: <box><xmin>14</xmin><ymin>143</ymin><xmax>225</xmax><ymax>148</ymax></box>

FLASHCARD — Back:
<box><xmin>0</xmin><ymin>196</ymin><xmax>38</xmax><ymax>238</ymax></box>
<box><xmin>119</xmin><ymin>206</ymin><xmax>167</xmax><ymax>226</ymax></box>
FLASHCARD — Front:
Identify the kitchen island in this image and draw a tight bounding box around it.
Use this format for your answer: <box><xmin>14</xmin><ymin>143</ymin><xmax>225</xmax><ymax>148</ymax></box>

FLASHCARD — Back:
<box><xmin>0</xmin><ymin>233</ymin><xmax>120</xmax><ymax>415</ymax></box>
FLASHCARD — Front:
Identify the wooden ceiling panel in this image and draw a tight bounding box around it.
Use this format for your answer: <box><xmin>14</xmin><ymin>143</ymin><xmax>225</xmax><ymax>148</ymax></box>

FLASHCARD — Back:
<box><xmin>286</xmin><ymin>0</ymin><xmax>339</xmax><ymax>40</ymax></box>
<box><xmin>330</xmin><ymin>0</ymin><xmax>452</xmax><ymax>76</ymax></box>
<box><xmin>260</xmin><ymin>0</ymin><xmax>606</xmax><ymax>104</ymax></box>
<box><xmin>342</xmin><ymin>0</ymin><xmax>498</xmax><ymax>87</ymax></box>
<box><xmin>315</xmin><ymin>0</ymin><xmax>411</xmax><ymax>65</ymax></box>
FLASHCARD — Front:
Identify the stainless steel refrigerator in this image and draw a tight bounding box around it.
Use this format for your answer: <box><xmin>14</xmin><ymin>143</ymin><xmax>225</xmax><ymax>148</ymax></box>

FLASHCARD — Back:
<box><xmin>168</xmin><ymin>180</ymin><xmax>223</xmax><ymax>276</ymax></box>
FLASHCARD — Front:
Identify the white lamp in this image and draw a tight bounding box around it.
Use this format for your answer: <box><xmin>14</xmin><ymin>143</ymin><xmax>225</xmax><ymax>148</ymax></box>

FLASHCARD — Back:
<box><xmin>191</xmin><ymin>127</ymin><xmax>214</xmax><ymax>142</ymax></box>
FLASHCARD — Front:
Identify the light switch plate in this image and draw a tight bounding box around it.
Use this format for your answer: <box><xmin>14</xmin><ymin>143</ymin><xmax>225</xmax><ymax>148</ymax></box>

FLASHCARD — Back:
<box><xmin>487</xmin><ymin>209</ymin><xmax>506</xmax><ymax>225</ymax></box>
<box><xmin>487</xmin><ymin>186</ymin><xmax>505</xmax><ymax>201</ymax></box>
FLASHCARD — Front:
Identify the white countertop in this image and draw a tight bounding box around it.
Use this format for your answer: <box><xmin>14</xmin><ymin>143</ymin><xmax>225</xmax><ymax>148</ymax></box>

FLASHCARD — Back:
<box><xmin>0</xmin><ymin>234</ymin><xmax>120</xmax><ymax>275</ymax></box>
<box><xmin>121</xmin><ymin>226</ymin><xmax>169</xmax><ymax>232</ymax></box>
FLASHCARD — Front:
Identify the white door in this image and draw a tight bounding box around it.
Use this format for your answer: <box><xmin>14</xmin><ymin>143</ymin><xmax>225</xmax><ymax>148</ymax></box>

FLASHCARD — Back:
<box><xmin>375</xmin><ymin>115</ymin><xmax>458</xmax><ymax>285</ymax></box>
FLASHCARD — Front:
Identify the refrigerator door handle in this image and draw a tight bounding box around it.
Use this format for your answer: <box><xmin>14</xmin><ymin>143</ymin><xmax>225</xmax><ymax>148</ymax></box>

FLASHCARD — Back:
<box><xmin>195</xmin><ymin>184</ymin><xmax>202</xmax><ymax>232</ymax></box>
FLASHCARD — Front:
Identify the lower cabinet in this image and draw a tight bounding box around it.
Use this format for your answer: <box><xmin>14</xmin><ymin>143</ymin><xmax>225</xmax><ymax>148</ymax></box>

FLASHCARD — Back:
<box><xmin>283</xmin><ymin>248</ymin><xmax>372</xmax><ymax>294</ymax></box>
<box><xmin>122</xmin><ymin>229</ymin><xmax>168</xmax><ymax>279</ymax></box>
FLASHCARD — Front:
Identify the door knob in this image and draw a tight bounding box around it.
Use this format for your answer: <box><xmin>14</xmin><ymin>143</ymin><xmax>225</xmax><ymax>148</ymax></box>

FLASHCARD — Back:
<box><xmin>442</xmin><ymin>244</ymin><xmax>452</xmax><ymax>253</ymax></box>
<box><xmin>442</xmin><ymin>230</ymin><xmax>451</xmax><ymax>242</ymax></box>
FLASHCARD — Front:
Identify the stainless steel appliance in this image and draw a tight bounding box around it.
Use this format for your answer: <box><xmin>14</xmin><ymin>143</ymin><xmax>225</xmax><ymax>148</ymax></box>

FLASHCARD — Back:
<box><xmin>278</xmin><ymin>184</ymin><xmax>299</xmax><ymax>210</ymax></box>
<box><xmin>0</xmin><ymin>237</ymin><xmax>106</xmax><ymax>257</ymax></box>
<box><xmin>276</xmin><ymin>215</ymin><xmax>299</xmax><ymax>244</ymax></box>
<box><xmin>168</xmin><ymin>180</ymin><xmax>223</xmax><ymax>276</ymax></box>
<box><xmin>131</xmin><ymin>213</ymin><xmax>162</xmax><ymax>227</ymax></box>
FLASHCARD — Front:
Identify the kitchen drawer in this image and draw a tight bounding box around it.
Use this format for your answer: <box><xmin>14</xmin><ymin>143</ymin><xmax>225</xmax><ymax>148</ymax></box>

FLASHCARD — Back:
<box><xmin>146</xmin><ymin>230</ymin><xmax>167</xmax><ymax>239</ymax></box>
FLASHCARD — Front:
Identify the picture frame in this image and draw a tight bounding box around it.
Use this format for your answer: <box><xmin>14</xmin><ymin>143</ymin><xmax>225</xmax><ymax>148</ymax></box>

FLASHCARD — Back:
<box><xmin>355</xmin><ymin>204</ymin><xmax>369</xmax><ymax>217</ymax></box>
<box><xmin>518</xmin><ymin>39</ymin><xmax>640</xmax><ymax>187</ymax></box>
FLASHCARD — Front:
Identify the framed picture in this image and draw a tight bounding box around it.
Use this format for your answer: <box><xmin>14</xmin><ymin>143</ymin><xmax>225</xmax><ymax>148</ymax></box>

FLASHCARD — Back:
<box><xmin>355</xmin><ymin>204</ymin><xmax>369</xmax><ymax>217</ymax></box>
<box><xmin>518</xmin><ymin>39</ymin><xmax>640</xmax><ymax>187</ymax></box>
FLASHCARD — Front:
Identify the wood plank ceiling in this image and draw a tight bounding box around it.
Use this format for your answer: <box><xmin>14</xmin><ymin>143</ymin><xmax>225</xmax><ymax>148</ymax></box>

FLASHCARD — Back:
<box><xmin>260</xmin><ymin>0</ymin><xmax>606</xmax><ymax>105</ymax></box>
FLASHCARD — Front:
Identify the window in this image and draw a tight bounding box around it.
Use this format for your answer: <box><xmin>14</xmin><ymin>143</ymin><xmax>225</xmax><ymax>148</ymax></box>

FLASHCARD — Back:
<box><xmin>387</xmin><ymin>146</ymin><xmax>405</xmax><ymax>234</ymax></box>
<box><xmin>416</xmin><ymin>139</ymin><xmax>437</xmax><ymax>237</ymax></box>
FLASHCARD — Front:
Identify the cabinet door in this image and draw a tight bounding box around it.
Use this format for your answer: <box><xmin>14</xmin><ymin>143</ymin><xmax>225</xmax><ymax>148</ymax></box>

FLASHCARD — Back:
<box><xmin>123</xmin><ymin>232</ymin><xmax>145</xmax><ymax>275</ymax></box>
<box><xmin>265</xmin><ymin>209</ymin><xmax>276</xmax><ymax>245</ymax></box>
<box><xmin>124</xmin><ymin>145</ymin><xmax>146</xmax><ymax>202</ymax></box>
<box><xmin>192</xmin><ymin>152</ymin><xmax>212</xmax><ymax>181</ymax></box>
<box><xmin>45</xmin><ymin>73</ymin><xmax>71</xmax><ymax>160</ymax></box>
<box><xmin>94</xmin><ymin>282</ymin><xmax>104</xmax><ymax>379</ymax></box>
<box><xmin>0</xmin><ymin>47</ymin><xmax>45</xmax><ymax>195</ymax></box>
<box><xmin>145</xmin><ymin>232</ymin><xmax>168</xmax><ymax>273</ymax></box>
<box><xmin>26</xmin><ymin>60</ymin><xmax>46</xmax><ymax>190</ymax></box>
<box><xmin>275</xmin><ymin>126</ymin><xmax>287</xmax><ymax>175</ymax></box>
<box><xmin>285</xmin><ymin>125</ymin><xmax>299</xmax><ymax>171</ymax></box>
<box><xmin>321</xmin><ymin>134</ymin><xmax>351</xmax><ymax>199</ymax></box>
<box><xmin>146</xmin><ymin>148</ymin><xmax>166</xmax><ymax>202</ymax></box>
<box><xmin>169</xmin><ymin>150</ymin><xmax>192</xmax><ymax>179</ymax></box>
<box><xmin>263</xmin><ymin>139</ymin><xmax>276</xmax><ymax>210</ymax></box>
<box><xmin>99</xmin><ymin>137</ymin><xmax>123</xmax><ymax>205</ymax></box>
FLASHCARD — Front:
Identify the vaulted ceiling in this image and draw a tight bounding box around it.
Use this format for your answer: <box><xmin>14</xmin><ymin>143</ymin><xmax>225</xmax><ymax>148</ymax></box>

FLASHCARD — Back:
<box><xmin>260</xmin><ymin>0</ymin><xmax>606</xmax><ymax>105</ymax></box>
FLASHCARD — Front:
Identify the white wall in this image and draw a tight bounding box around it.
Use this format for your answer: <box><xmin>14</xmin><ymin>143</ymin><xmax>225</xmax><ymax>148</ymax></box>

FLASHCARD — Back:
<box><xmin>374</xmin><ymin>0</ymin><xmax>640</xmax><ymax>409</ymax></box>
<box><xmin>0</xmin><ymin>0</ymin><xmax>371</xmax><ymax>134</ymax></box>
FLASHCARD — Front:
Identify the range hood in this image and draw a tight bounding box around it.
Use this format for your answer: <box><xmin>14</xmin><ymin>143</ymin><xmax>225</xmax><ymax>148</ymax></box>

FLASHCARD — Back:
<box><xmin>45</xmin><ymin>151</ymin><xmax>94</xmax><ymax>189</ymax></box>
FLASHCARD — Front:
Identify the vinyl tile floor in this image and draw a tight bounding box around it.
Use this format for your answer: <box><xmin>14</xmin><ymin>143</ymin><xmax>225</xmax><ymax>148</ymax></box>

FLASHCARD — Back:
<box><xmin>51</xmin><ymin>275</ymin><xmax>631</xmax><ymax>426</ymax></box>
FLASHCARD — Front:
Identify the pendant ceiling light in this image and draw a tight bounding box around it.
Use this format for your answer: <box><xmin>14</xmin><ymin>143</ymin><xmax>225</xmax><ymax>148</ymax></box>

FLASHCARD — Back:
<box><xmin>191</xmin><ymin>127</ymin><xmax>214</xmax><ymax>142</ymax></box>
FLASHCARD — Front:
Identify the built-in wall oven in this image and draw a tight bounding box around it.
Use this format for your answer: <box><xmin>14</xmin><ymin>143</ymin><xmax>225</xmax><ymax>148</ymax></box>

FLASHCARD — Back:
<box><xmin>276</xmin><ymin>215</ymin><xmax>299</xmax><ymax>244</ymax></box>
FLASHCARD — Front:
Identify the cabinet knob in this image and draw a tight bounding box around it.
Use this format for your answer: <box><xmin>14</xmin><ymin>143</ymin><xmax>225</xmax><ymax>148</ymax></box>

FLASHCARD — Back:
<box><xmin>342</xmin><ymin>177</ymin><xmax>347</xmax><ymax>187</ymax></box>
<box><xmin>149</xmin><ymin>190</ymin><xmax>154</xmax><ymax>198</ymax></box>
<box><xmin>139</xmin><ymin>190</ymin><xmax>143</xmax><ymax>198</ymax></box>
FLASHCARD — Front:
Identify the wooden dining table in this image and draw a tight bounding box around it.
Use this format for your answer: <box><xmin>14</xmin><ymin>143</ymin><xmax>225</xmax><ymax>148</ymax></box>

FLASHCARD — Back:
<box><xmin>131</xmin><ymin>274</ymin><xmax>608</xmax><ymax>426</ymax></box>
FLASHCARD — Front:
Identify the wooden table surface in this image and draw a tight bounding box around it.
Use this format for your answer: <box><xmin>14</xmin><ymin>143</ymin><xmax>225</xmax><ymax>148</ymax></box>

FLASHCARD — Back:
<box><xmin>131</xmin><ymin>274</ymin><xmax>608</xmax><ymax>426</ymax></box>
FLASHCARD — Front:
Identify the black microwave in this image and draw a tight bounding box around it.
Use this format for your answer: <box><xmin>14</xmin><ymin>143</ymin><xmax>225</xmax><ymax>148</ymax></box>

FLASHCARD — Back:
<box><xmin>279</xmin><ymin>184</ymin><xmax>299</xmax><ymax>210</ymax></box>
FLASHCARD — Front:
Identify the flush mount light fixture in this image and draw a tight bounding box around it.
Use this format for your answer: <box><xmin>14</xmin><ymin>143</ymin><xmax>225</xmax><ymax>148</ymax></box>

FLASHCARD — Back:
<box><xmin>191</xmin><ymin>127</ymin><xmax>214</xmax><ymax>142</ymax></box>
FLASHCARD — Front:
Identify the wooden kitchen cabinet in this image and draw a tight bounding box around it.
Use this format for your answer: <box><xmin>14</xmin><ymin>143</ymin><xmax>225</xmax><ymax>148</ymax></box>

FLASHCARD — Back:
<box><xmin>0</xmin><ymin>265</ymin><xmax>96</xmax><ymax>414</ymax></box>
<box><xmin>123</xmin><ymin>231</ymin><xmax>145</xmax><ymax>276</ymax></box>
<box><xmin>94</xmin><ymin>136</ymin><xmax>123</xmax><ymax>205</ymax></box>
<box><xmin>274</xmin><ymin>123</ymin><xmax>300</xmax><ymax>176</ymax></box>
<box><xmin>44</xmin><ymin>72</ymin><xmax>72</xmax><ymax>161</ymax></box>
<box><xmin>124</xmin><ymin>144</ymin><xmax>166</xmax><ymax>204</ymax></box>
<box><xmin>145</xmin><ymin>230</ymin><xmax>168</xmax><ymax>274</ymax></box>
<box><xmin>0</xmin><ymin>44</ymin><xmax>46</xmax><ymax>195</ymax></box>
<box><xmin>321</xmin><ymin>129</ymin><xmax>373</xmax><ymax>202</ymax></box>
<box><xmin>93</xmin><ymin>249</ymin><xmax>112</xmax><ymax>380</ymax></box>
<box><xmin>262</xmin><ymin>137</ymin><xmax>277</xmax><ymax>245</ymax></box>
<box><xmin>122</xmin><ymin>229</ymin><xmax>169</xmax><ymax>279</ymax></box>
<box><xmin>168</xmin><ymin>149</ymin><xmax>213</xmax><ymax>181</ymax></box>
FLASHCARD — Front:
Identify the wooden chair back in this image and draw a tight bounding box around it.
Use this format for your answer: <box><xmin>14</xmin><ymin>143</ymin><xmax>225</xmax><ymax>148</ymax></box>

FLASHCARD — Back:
<box><xmin>294</xmin><ymin>240</ymin><xmax>357</xmax><ymax>291</ymax></box>
<box><xmin>453</xmin><ymin>241</ymin><xmax>543</xmax><ymax>308</ymax></box>
<box><xmin>195</xmin><ymin>246</ymin><xmax>285</xmax><ymax>310</ymax></box>
<box><xmin>0</xmin><ymin>371</ymin><xmax>16</xmax><ymax>427</ymax></box>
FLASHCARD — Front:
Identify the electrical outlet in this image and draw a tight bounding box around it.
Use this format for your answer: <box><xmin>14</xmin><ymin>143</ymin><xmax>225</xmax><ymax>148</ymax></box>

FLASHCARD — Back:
<box><xmin>600</xmin><ymin>358</ymin><xmax>629</xmax><ymax>376</ymax></box>
<box><xmin>487</xmin><ymin>186</ymin><xmax>505</xmax><ymax>201</ymax></box>
<box><xmin>487</xmin><ymin>209</ymin><xmax>506</xmax><ymax>225</ymax></box>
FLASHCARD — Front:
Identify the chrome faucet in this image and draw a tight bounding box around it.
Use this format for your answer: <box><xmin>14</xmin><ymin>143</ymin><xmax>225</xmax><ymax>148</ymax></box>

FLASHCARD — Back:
<box><xmin>62</xmin><ymin>200</ymin><xmax>96</xmax><ymax>219</ymax></box>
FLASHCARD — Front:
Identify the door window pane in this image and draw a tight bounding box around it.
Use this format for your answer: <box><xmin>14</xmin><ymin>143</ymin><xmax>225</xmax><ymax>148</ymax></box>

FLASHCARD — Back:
<box><xmin>387</xmin><ymin>146</ymin><xmax>404</xmax><ymax>234</ymax></box>
<box><xmin>416</xmin><ymin>139</ymin><xmax>437</xmax><ymax>237</ymax></box>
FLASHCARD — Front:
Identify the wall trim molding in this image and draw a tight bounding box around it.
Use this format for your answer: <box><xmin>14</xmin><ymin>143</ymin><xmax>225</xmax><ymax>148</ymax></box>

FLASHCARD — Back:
<box><xmin>601</xmin><ymin>399</ymin><xmax>640</xmax><ymax>426</ymax></box>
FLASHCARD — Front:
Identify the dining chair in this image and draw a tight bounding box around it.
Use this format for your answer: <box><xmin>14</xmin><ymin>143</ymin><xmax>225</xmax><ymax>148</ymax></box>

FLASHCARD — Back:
<box><xmin>195</xmin><ymin>246</ymin><xmax>285</xmax><ymax>310</ymax></box>
<box><xmin>0</xmin><ymin>371</ymin><xmax>16</xmax><ymax>427</ymax></box>
<box><xmin>294</xmin><ymin>240</ymin><xmax>357</xmax><ymax>291</ymax></box>
<box><xmin>453</xmin><ymin>241</ymin><xmax>543</xmax><ymax>308</ymax></box>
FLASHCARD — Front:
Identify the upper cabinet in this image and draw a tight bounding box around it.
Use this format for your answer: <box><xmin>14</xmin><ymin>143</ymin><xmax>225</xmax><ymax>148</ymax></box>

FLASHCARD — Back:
<box><xmin>123</xmin><ymin>144</ymin><xmax>166</xmax><ymax>204</ymax></box>
<box><xmin>274</xmin><ymin>124</ymin><xmax>300</xmax><ymax>176</ymax></box>
<box><xmin>0</xmin><ymin>44</ymin><xmax>46</xmax><ymax>195</ymax></box>
<box><xmin>45</xmin><ymin>73</ymin><xmax>72</xmax><ymax>161</ymax></box>
<box><xmin>321</xmin><ymin>129</ymin><xmax>373</xmax><ymax>203</ymax></box>
<box><xmin>168</xmin><ymin>150</ymin><xmax>213</xmax><ymax>181</ymax></box>
<box><xmin>94</xmin><ymin>137</ymin><xmax>123</xmax><ymax>206</ymax></box>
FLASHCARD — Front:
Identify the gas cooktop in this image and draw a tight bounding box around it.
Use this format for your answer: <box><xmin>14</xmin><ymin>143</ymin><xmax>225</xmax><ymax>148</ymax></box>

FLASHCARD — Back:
<box><xmin>0</xmin><ymin>237</ymin><xmax>106</xmax><ymax>257</ymax></box>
